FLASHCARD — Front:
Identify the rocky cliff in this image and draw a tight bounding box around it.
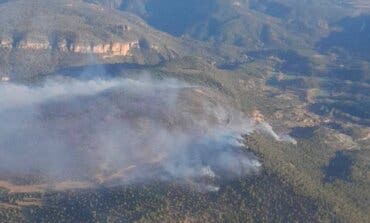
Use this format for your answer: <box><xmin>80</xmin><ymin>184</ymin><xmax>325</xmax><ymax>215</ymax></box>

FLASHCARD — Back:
<box><xmin>0</xmin><ymin>0</ymin><xmax>189</xmax><ymax>80</ymax></box>
<box><xmin>0</xmin><ymin>38</ymin><xmax>140</xmax><ymax>58</ymax></box>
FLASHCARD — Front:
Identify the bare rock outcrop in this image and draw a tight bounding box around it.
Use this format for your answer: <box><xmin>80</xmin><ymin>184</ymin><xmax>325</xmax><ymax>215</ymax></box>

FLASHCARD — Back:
<box><xmin>18</xmin><ymin>41</ymin><xmax>51</xmax><ymax>50</ymax></box>
<box><xmin>0</xmin><ymin>39</ymin><xmax>12</xmax><ymax>49</ymax></box>
<box><xmin>0</xmin><ymin>37</ymin><xmax>140</xmax><ymax>58</ymax></box>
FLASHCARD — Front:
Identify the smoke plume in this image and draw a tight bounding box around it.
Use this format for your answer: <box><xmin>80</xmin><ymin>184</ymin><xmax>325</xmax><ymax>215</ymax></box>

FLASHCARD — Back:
<box><xmin>0</xmin><ymin>75</ymin><xmax>294</xmax><ymax>190</ymax></box>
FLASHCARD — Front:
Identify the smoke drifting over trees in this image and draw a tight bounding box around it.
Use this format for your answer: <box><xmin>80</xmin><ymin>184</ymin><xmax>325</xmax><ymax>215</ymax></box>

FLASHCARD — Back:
<box><xmin>0</xmin><ymin>75</ymin><xmax>294</xmax><ymax>190</ymax></box>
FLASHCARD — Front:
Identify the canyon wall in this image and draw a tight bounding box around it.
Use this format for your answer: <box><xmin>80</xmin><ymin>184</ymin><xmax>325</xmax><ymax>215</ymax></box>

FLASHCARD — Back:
<box><xmin>0</xmin><ymin>38</ymin><xmax>139</xmax><ymax>57</ymax></box>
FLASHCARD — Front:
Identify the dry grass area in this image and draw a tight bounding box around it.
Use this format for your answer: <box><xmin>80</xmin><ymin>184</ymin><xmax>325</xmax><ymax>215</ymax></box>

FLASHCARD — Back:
<box><xmin>0</xmin><ymin>203</ymin><xmax>20</xmax><ymax>209</ymax></box>
<box><xmin>15</xmin><ymin>198</ymin><xmax>42</xmax><ymax>207</ymax></box>
<box><xmin>0</xmin><ymin>180</ymin><xmax>92</xmax><ymax>194</ymax></box>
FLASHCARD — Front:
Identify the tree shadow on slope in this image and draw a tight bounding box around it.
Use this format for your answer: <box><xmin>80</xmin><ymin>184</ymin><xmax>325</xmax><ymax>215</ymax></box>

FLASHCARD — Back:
<box><xmin>140</xmin><ymin>0</ymin><xmax>216</xmax><ymax>37</ymax></box>
<box><xmin>317</xmin><ymin>15</ymin><xmax>370</xmax><ymax>61</ymax></box>
<box><xmin>250</xmin><ymin>0</ymin><xmax>292</xmax><ymax>19</ymax></box>
<box><xmin>309</xmin><ymin>100</ymin><xmax>370</xmax><ymax>126</ymax></box>
<box><xmin>323</xmin><ymin>151</ymin><xmax>353</xmax><ymax>183</ymax></box>
<box><xmin>249</xmin><ymin>49</ymin><xmax>313</xmax><ymax>76</ymax></box>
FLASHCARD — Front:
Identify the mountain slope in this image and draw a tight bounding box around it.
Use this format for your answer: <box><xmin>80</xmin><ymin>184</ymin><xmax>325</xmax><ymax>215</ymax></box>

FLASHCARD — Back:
<box><xmin>89</xmin><ymin>0</ymin><xmax>354</xmax><ymax>50</ymax></box>
<box><xmin>0</xmin><ymin>0</ymin><xmax>187</xmax><ymax>80</ymax></box>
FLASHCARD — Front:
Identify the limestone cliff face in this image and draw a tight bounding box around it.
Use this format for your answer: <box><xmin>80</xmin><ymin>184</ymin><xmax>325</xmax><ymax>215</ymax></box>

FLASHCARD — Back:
<box><xmin>110</xmin><ymin>42</ymin><xmax>139</xmax><ymax>57</ymax></box>
<box><xmin>0</xmin><ymin>39</ymin><xmax>12</xmax><ymax>49</ymax></box>
<box><xmin>70</xmin><ymin>41</ymin><xmax>139</xmax><ymax>57</ymax></box>
<box><xmin>0</xmin><ymin>38</ymin><xmax>140</xmax><ymax>57</ymax></box>
<box><xmin>18</xmin><ymin>41</ymin><xmax>51</xmax><ymax>50</ymax></box>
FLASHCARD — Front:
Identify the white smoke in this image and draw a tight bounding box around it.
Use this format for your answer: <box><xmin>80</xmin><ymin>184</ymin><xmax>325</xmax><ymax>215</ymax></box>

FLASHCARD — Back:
<box><xmin>257</xmin><ymin>122</ymin><xmax>298</xmax><ymax>145</ymax></box>
<box><xmin>0</xmin><ymin>75</ymin><xmax>294</xmax><ymax>190</ymax></box>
